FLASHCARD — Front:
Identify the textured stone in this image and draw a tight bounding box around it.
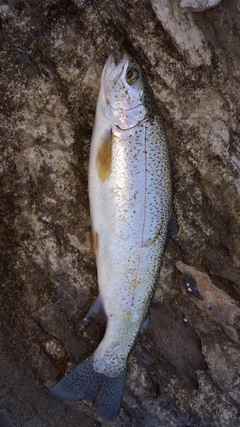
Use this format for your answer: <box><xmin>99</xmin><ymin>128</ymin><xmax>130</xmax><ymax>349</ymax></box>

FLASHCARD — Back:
<box><xmin>176</xmin><ymin>261</ymin><xmax>240</xmax><ymax>341</ymax></box>
<box><xmin>151</xmin><ymin>0</ymin><xmax>212</xmax><ymax>67</ymax></box>
<box><xmin>180</xmin><ymin>0</ymin><xmax>222</xmax><ymax>11</ymax></box>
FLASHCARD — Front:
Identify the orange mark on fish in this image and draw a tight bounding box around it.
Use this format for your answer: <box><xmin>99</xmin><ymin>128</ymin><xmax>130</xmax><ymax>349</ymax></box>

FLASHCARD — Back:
<box><xmin>96</xmin><ymin>129</ymin><xmax>112</xmax><ymax>182</ymax></box>
<box><xmin>92</xmin><ymin>231</ymin><xmax>99</xmax><ymax>257</ymax></box>
<box><xmin>126</xmin><ymin>310</ymin><xmax>132</xmax><ymax>321</ymax></box>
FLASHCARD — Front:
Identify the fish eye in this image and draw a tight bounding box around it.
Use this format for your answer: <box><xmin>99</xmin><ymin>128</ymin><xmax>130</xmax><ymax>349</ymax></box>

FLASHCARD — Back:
<box><xmin>126</xmin><ymin>68</ymin><xmax>140</xmax><ymax>84</ymax></box>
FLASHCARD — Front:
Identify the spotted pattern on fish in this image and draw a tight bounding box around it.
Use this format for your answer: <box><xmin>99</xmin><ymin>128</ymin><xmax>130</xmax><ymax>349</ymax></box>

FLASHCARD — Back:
<box><xmin>91</xmin><ymin>109</ymin><xmax>171</xmax><ymax>376</ymax></box>
<box><xmin>50</xmin><ymin>52</ymin><xmax>172</xmax><ymax>421</ymax></box>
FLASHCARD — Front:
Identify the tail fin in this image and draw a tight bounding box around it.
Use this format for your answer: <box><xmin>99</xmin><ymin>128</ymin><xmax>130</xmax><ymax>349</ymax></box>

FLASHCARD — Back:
<box><xmin>49</xmin><ymin>355</ymin><xmax>127</xmax><ymax>421</ymax></box>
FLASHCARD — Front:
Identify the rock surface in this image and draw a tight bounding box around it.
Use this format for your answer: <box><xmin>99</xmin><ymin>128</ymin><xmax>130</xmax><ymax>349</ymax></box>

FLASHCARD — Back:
<box><xmin>0</xmin><ymin>0</ymin><xmax>240</xmax><ymax>426</ymax></box>
<box><xmin>179</xmin><ymin>0</ymin><xmax>222</xmax><ymax>12</ymax></box>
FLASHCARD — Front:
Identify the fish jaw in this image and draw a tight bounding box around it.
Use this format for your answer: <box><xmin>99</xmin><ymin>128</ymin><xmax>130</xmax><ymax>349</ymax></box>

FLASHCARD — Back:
<box><xmin>101</xmin><ymin>52</ymin><xmax>117</xmax><ymax>96</ymax></box>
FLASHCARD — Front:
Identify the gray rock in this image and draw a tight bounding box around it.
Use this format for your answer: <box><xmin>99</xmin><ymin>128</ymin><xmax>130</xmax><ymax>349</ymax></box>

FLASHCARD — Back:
<box><xmin>180</xmin><ymin>0</ymin><xmax>222</xmax><ymax>11</ymax></box>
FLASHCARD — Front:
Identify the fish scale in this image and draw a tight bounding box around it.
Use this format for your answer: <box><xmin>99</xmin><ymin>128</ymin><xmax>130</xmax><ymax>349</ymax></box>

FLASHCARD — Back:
<box><xmin>50</xmin><ymin>52</ymin><xmax>172</xmax><ymax>421</ymax></box>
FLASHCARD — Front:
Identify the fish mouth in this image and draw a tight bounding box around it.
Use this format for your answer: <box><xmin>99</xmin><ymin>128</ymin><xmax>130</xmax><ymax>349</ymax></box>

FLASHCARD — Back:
<box><xmin>102</xmin><ymin>52</ymin><xmax>129</xmax><ymax>84</ymax></box>
<box><xmin>102</xmin><ymin>52</ymin><xmax>136</xmax><ymax>86</ymax></box>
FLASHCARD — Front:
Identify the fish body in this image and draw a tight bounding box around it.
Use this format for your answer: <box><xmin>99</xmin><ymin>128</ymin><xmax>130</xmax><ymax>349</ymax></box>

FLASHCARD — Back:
<box><xmin>50</xmin><ymin>53</ymin><xmax>172</xmax><ymax>420</ymax></box>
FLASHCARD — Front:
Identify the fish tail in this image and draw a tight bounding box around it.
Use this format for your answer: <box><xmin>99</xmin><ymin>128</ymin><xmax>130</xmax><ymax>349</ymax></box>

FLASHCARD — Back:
<box><xmin>49</xmin><ymin>354</ymin><xmax>127</xmax><ymax>421</ymax></box>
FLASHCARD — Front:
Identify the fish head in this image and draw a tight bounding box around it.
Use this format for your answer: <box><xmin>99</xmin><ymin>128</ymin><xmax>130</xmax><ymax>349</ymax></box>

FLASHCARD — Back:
<box><xmin>100</xmin><ymin>52</ymin><xmax>148</xmax><ymax>130</ymax></box>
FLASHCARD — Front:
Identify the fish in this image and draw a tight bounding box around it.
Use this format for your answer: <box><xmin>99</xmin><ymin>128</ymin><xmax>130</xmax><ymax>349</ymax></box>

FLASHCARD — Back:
<box><xmin>49</xmin><ymin>52</ymin><xmax>172</xmax><ymax>421</ymax></box>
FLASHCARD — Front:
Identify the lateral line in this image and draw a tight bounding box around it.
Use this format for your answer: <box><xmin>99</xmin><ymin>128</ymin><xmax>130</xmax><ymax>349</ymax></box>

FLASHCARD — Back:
<box><xmin>130</xmin><ymin>123</ymin><xmax>147</xmax><ymax>308</ymax></box>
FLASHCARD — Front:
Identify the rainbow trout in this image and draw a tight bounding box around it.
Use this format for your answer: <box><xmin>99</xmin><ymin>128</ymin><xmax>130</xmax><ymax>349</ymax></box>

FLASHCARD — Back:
<box><xmin>50</xmin><ymin>52</ymin><xmax>172</xmax><ymax>420</ymax></box>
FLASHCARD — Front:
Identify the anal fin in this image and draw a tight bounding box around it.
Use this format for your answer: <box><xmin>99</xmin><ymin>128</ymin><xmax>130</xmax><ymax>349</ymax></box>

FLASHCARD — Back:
<box><xmin>84</xmin><ymin>294</ymin><xmax>107</xmax><ymax>324</ymax></box>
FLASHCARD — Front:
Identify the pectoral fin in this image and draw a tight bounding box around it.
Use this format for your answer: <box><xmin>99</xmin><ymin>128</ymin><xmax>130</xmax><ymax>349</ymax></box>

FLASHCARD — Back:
<box><xmin>96</xmin><ymin>129</ymin><xmax>112</xmax><ymax>182</ymax></box>
<box><xmin>141</xmin><ymin>315</ymin><xmax>150</xmax><ymax>331</ymax></box>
